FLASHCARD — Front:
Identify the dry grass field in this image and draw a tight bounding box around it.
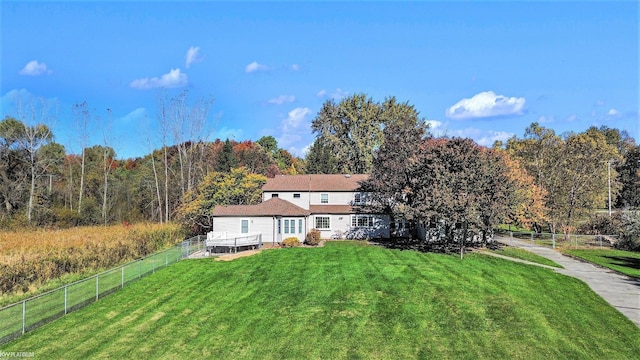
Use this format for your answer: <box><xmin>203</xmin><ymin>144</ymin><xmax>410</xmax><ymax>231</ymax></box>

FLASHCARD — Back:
<box><xmin>0</xmin><ymin>223</ymin><xmax>186</xmax><ymax>303</ymax></box>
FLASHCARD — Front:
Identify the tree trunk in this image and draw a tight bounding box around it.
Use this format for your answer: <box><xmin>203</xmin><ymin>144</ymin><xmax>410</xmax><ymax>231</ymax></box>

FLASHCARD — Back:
<box><xmin>151</xmin><ymin>152</ymin><xmax>163</xmax><ymax>223</ymax></box>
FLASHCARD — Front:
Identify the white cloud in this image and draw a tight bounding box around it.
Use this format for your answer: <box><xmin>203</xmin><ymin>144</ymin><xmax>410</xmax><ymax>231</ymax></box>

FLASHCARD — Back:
<box><xmin>475</xmin><ymin>131</ymin><xmax>515</xmax><ymax>147</ymax></box>
<box><xmin>268</xmin><ymin>95</ymin><xmax>295</xmax><ymax>105</ymax></box>
<box><xmin>291</xmin><ymin>64</ymin><xmax>300</xmax><ymax>71</ymax></box>
<box><xmin>607</xmin><ymin>108</ymin><xmax>621</xmax><ymax>116</ymax></box>
<box><xmin>214</xmin><ymin>127</ymin><xmax>244</xmax><ymax>140</ymax></box>
<box><xmin>567</xmin><ymin>114</ymin><xmax>578</xmax><ymax>122</ymax></box>
<box><xmin>130</xmin><ymin>68</ymin><xmax>188</xmax><ymax>90</ymax></box>
<box><xmin>185</xmin><ymin>46</ymin><xmax>203</xmax><ymax>69</ymax></box>
<box><xmin>446</xmin><ymin>91</ymin><xmax>526</xmax><ymax>120</ymax></box>
<box><xmin>245</xmin><ymin>61</ymin><xmax>269</xmax><ymax>73</ymax></box>
<box><xmin>274</xmin><ymin>107</ymin><xmax>313</xmax><ymax>155</ymax></box>
<box><xmin>425</xmin><ymin>120</ymin><xmax>448</xmax><ymax>137</ymax></box>
<box><xmin>283</xmin><ymin>107</ymin><xmax>312</xmax><ymax>132</ymax></box>
<box><xmin>595</xmin><ymin>100</ymin><xmax>605</xmax><ymax>106</ymax></box>
<box><xmin>451</xmin><ymin>128</ymin><xmax>514</xmax><ymax>147</ymax></box>
<box><xmin>537</xmin><ymin>115</ymin><xmax>555</xmax><ymax>124</ymax></box>
<box><xmin>316</xmin><ymin>88</ymin><xmax>349</xmax><ymax>100</ymax></box>
<box><xmin>425</xmin><ymin>120</ymin><xmax>442</xmax><ymax>129</ymax></box>
<box><xmin>120</xmin><ymin>108</ymin><xmax>148</xmax><ymax>123</ymax></box>
<box><xmin>19</xmin><ymin>60</ymin><xmax>52</xmax><ymax>76</ymax></box>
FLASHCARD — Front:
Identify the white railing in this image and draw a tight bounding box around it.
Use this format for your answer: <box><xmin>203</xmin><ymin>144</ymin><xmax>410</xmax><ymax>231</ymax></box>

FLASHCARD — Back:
<box><xmin>205</xmin><ymin>232</ymin><xmax>262</xmax><ymax>253</ymax></box>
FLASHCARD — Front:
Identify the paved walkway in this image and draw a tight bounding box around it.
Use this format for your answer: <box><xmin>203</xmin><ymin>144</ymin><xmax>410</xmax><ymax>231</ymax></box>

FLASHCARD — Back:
<box><xmin>494</xmin><ymin>236</ymin><xmax>640</xmax><ymax>327</ymax></box>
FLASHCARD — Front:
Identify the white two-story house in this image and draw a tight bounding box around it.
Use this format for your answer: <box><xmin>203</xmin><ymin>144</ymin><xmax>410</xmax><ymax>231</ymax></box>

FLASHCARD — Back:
<box><xmin>210</xmin><ymin>174</ymin><xmax>391</xmax><ymax>244</ymax></box>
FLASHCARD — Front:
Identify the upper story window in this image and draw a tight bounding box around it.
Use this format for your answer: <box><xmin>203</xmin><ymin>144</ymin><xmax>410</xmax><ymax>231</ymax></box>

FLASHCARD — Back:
<box><xmin>321</xmin><ymin>194</ymin><xmax>329</xmax><ymax>204</ymax></box>
<box><xmin>293</xmin><ymin>193</ymin><xmax>301</xmax><ymax>198</ymax></box>
<box><xmin>271</xmin><ymin>193</ymin><xmax>279</xmax><ymax>198</ymax></box>
<box><xmin>354</xmin><ymin>193</ymin><xmax>362</xmax><ymax>204</ymax></box>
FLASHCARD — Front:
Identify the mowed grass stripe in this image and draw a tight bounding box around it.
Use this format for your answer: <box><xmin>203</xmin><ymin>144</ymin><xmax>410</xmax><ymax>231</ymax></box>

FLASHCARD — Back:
<box><xmin>3</xmin><ymin>242</ymin><xmax>639</xmax><ymax>359</ymax></box>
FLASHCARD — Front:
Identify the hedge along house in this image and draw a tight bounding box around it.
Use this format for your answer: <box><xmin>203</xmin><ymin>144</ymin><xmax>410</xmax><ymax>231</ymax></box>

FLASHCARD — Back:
<box><xmin>210</xmin><ymin>174</ymin><xmax>391</xmax><ymax>244</ymax></box>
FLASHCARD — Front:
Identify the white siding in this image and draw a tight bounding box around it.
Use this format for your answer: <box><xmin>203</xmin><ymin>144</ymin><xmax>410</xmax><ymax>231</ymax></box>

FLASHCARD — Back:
<box><xmin>213</xmin><ymin>217</ymin><xmax>276</xmax><ymax>243</ymax></box>
<box><xmin>311</xmin><ymin>214</ymin><xmax>391</xmax><ymax>239</ymax></box>
<box><xmin>263</xmin><ymin>191</ymin><xmax>310</xmax><ymax>210</ymax></box>
<box><xmin>310</xmin><ymin>191</ymin><xmax>354</xmax><ymax>206</ymax></box>
<box><xmin>213</xmin><ymin>216</ymin><xmax>308</xmax><ymax>244</ymax></box>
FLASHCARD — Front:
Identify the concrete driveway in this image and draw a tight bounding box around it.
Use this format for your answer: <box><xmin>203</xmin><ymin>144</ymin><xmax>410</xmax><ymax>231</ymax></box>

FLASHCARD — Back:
<box><xmin>495</xmin><ymin>236</ymin><xmax>640</xmax><ymax>327</ymax></box>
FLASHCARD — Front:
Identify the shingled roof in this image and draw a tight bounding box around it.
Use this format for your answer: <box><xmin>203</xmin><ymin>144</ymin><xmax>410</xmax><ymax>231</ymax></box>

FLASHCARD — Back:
<box><xmin>262</xmin><ymin>174</ymin><xmax>369</xmax><ymax>192</ymax></box>
<box><xmin>211</xmin><ymin>197</ymin><xmax>310</xmax><ymax>217</ymax></box>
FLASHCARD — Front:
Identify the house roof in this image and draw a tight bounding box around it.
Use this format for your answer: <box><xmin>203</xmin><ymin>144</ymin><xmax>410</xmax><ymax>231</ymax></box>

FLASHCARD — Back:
<box><xmin>211</xmin><ymin>197</ymin><xmax>310</xmax><ymax>217</ymax></box>
<box><xmin>262</xmin><ymin>174</ymin><xmax>369</xmax><ymax>192</ymax></box>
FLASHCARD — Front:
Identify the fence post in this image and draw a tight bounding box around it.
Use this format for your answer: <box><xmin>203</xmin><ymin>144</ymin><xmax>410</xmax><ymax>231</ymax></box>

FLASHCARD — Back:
<box><xmin>235</xmin><ymin>237</ymin><xmax>238</xmax><ymax>253</ymax></box>
<box><xmin>64</xmin><ymin>285</ymin><xmax>68</xmax><ymax>315</ymax></box>
<box><xmin>599</xmin><ymin>236</ymin><xmax>602</xmax><ymax>248</ymax></box>
<box><xmin>165</xmin><ymin>250</ymin><xmax>168</xmax><ymax>266</ymax></box>
<box><xmin>509</xmin><ymin>232</ymin><xmax>513</xmax><ymax>246</ymax></box>
<box><xmin>552</xmin><ymin>233</ymin><xmax>555</xmax><ymax>249</ymax></box>
<box><xmin>138</xmin><ymin>259</ymin><xmax>141</xmax><ymax>279</ymax></box>
<box><xmin>121</xmin><ymin>266</ymin><xmax>125</xmax><ymax>288</ymax></box>
<box><xmin>152</xmin><ymin>255</ymin><xmax>155</xmax><ymax>273</ymax></box>
<box><xmin>22</xmin><ymin>300</ymin><xmax>26</xmax><ymax>334</ymax></box>
<box><xmin>96</xmin><ymin>275</ymin><xmax>99</xmax><ymax>300</ymax></box>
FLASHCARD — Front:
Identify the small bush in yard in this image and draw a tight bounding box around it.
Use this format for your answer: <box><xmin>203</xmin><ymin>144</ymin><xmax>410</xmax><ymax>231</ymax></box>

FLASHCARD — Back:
<box><xmin>305</xmin><ymin>229</ymin><xmax>321</xmax><ymax>246</ymax></box>
<box><xmin>282</xmin><ymin>237</ymin><xmax>300</xmax><ymax>247</ymax></box>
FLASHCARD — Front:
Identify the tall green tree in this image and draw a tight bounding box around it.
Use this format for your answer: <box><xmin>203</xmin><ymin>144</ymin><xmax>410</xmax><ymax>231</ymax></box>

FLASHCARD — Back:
<box><xmin>305</xmin><ymin>138</ymin><xmax>339</xmax><ymax>174</ymax></box>
<box><xmin>217</xmin><ymin>139</ymin><xmax>238</xmax><ymax>172</ymax></box>
<box><xmin>616</xmin><ymin>144</ymin><xmax>640</xmax><ymax>208</ymax></box>
<box><xmin>311</xmin><ymin>94</ymin><xmax>422</xmax><ymax>174</ymax></box>
<box><xmin>0</xmin><ymin>117</ymin><xmax>29</xmax><ymax>217</ymax></box>
<box><xmin>507</xmin><ymin>123</ymin><xmax>621</xmax><ymax>235</ymax></box>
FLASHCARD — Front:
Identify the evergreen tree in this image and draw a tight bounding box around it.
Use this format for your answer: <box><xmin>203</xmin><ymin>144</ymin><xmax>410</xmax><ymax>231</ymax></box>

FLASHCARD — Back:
<box><xmin>217</xmin><ymin>139</ymin><xmax>237</xmax><ymax>172</ymax></box>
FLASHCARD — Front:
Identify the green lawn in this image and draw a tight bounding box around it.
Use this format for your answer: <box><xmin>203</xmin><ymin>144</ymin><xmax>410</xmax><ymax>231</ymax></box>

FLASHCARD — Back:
<box><xmin>491</xmin><ymin>247</ymin><xmax>563</xmax><ymax>268</ymax></box>
<box><xmin>2</xmin><ymin>242</ymin><xmax>639</xmax><ymax>359</ymax></box>
<box><xmin>561</xmin><ymin>248</ymin><xmax>640</xmax><ymax>278</ymax></box>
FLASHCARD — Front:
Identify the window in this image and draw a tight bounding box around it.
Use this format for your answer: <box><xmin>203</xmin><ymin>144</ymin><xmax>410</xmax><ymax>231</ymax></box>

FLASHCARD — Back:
<box><xmin>354</xmin><ymin>193</ymin><xmax>362</xmax><ymax>204</ymax></box>
<box><xmin>241</xmin><ymin>219</ymin><xmax>249</xmax><ymax>233</ymax></box>
<box><xmin>293</xmin><ymin>193</ymin><xmax>301</xmax><ymax>198</ymax></box>
<box><xmin>351</xmin><ymin>215</ymin><xmax>374</xmax><ymax>228</ymax></box>
<box><xmin>277</xmin><ymin>219</ymin><xmax>281</xmax><ymax>234</ymax></box>
<box><xmin>271</xmin><ymin>193</ymin><xmax>279</xmax><ymax>198</ymax></box>
<box><xmin>315</xmin><ymin>216</ymin><xmax>330</xmax><ymax>229</ymax></box>
<box><xmin>290</xmin><ymin>220</ymin><xmax>296</xmax><ymax>234</ymax></box>
<box><xmin>321</xmin><ymin>194</ymin><xmax>329</xmax><ymax>204</ymax></box>
<box><xmin>298</xmin><ymin>219</ymin><xmax>303</xmax><ymax>234</ymax></box>
<box><xmin>284</xmin><ymin>220</ymin><xmax>290</xmax><ymax>234</ymax></box>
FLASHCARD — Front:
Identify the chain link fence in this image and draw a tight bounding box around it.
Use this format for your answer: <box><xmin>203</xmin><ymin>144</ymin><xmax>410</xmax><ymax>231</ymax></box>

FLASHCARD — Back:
<box><xmin>495</xmin><ymin>230</ymin><xmax>618</xmax><ymax>249</ymax></box>
<box><xmin>0</xmin><ymin>235</ymin><xmax>206</xmax><ymax>345</ymax></box>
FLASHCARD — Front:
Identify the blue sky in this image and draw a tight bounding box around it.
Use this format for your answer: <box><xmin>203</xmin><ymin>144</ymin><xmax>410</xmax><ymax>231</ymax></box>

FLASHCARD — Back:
<box><xmin>1</xmin><ymin>1</ymin><xmax>638</xmax><ymax>159</ymax></box>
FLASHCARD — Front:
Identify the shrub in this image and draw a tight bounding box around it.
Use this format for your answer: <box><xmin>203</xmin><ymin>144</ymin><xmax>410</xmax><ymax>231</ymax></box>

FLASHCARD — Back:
<box><xmin>282</xmin><ymin>237</ymin><xmax>300</xmax><ymax>248</ymax></box>
<box><xmin>615</xmin><ymin>211</ymin><xmax>640</xmax><ymax>251</ymax></box>
<box><xmin>578</xmin><ymin>213</ymin><xmax>621</xmax><ymax>235</ymax></box>
<box><xmin>305</xmin><ymin>229</ymin><xmax>321</xmax><ymax>246</ymax></box>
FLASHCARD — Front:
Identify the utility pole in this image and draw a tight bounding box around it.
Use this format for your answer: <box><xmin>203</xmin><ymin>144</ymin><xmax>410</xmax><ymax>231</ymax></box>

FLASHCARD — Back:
<box><xmin>608</xmin><ymin>160</ymin><xmax>612</xmax><ymax>217</ymax></box>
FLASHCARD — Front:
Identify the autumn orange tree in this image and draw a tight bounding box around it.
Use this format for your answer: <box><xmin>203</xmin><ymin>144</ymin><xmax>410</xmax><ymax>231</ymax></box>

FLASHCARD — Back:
<box><xmin>496</xmin><ymin>150</ymin><xmax>548</xmax><ymax>231</ymax></box>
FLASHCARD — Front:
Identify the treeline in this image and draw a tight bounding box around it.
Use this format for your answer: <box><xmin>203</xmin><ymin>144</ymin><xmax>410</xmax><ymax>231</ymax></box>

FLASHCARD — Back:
<box><xmin>0</xmin><ymin>113</ymin><xmax>303</xmax><ymax>228</ymax></box>
<box><xmin>2</xmin><ymin>92</ymin><xmax>639</xmax><ymax>248</ymax></box>
<box><xmin>307</xmin><ymin>93</ymin><xmax>640</xmax><ymax>248</ymax></box>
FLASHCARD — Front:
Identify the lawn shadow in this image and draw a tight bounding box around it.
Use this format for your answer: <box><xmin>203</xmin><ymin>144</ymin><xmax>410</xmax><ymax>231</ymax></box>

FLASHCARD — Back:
<box><xmin>372</xmin><ymin>237</ymin><xmax>500</xmax><ymax>254</ymax></box>
<box><xmin>603</xmin><ymin>256</ymin><xmax>640</xmax><ymax>270</ymax></box>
